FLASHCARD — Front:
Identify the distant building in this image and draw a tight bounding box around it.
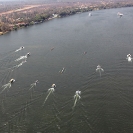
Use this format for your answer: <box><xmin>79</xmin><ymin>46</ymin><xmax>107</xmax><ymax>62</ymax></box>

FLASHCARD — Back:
<box><xmin>52</xmin><ymin>14</ymin><xmax>58</xmax><ymax>18</ymax></box>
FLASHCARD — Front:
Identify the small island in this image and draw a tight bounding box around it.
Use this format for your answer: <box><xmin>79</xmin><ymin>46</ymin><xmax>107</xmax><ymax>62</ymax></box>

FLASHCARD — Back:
<box><xmin>0</xmin><ymin>0</ymin><xmax>133</xmax><ymax>35</ymax></box>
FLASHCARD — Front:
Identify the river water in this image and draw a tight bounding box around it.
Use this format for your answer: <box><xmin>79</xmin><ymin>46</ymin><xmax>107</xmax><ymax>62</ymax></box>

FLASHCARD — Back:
<box><xmin>0</xmin><ymin>7</ymin><xmax>133</xmax><ymax>133</ymax></box>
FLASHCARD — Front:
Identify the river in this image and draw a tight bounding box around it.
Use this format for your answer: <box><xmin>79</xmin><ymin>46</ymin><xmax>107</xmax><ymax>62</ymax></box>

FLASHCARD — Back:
<box><xmin>0</xmin><ymin>7</ymin><xmax>133</xmax><ymax>133</ymax></box>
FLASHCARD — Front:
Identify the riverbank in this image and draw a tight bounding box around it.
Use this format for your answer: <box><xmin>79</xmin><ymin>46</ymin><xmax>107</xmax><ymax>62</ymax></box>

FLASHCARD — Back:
<box><xmin>0</xmin><ymin>1</ymin><xmax>133</xmax><ymax>36</ymax></box>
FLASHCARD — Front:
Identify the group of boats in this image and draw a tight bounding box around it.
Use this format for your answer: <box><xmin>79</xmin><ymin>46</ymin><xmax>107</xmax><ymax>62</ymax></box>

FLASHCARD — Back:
<box><xmin>0</xmin><ymin>44</ymin><xmax>132</xmax><ymax>108</ymax></box>
<box><xmin>88</xmin><ymin>12</ymin><xmax>123</xmax><ymax>18</ymax></box>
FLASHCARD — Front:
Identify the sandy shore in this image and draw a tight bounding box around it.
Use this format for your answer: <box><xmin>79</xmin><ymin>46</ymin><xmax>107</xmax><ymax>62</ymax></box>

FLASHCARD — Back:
<box><xmin>0</xmin><ymin>5</ymin><xmax>41</xmax><ymax>16</ymax></box>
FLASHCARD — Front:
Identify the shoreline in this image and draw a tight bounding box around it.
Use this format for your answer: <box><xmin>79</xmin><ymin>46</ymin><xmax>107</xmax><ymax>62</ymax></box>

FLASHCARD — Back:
<box><xmin>0</xmin><ymin>3</ymin><xmax>133</xmax><ymax>36</ymax></box>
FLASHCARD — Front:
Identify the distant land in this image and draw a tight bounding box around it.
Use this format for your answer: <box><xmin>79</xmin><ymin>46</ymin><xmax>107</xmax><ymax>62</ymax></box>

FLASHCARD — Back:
<box><xmin>0</xmin><ymin>0</ymin><xmax>133</xmax><ymax>35</ymax></box>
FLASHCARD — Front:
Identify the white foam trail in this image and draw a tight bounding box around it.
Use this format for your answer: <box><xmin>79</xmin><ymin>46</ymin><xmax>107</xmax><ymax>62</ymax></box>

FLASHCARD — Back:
<box><xmin>29</xmin><ymin>84</ymin><xmax>34</xmax><ymax>91</ymax></box>
<box><xmin>15</xmin><ymin>56</ymin><xmax>27</xmax><ymax>61</ymax></box>
<box><xmin>73</xmin><ymin>96</ymin><xmax>78</xmax><ymax>108</ymax></box>
<box><xmin>72</xmin><ymin>90</ymin><xmax>81</xmax><ymax>109</ymax></box>
<box><xmin>15</xmin><ymin>53</ymin><xmax>30</xmax><ymax>62</ymax></box>
<box><xmin>29</xmin><ymin>80</ymin><xmax>39</xmax><ymax>90</ymax></box>
<box><xmin>0</xmin><ymin>79</ymin><xmax>15</xmax><ymax>94</ymax></box>
<box><xmin>12</xmin><ymin>60</ymin><xmax>27</xmax><ymax>71</ymax></box>
<box><xmin>17</xmin><ymin>60</ymin><xmax>26</xmax><ymax>67</ymax></box>
<box><xmin>15</xmin><ymin>46</ymin><xmax>24</xmax><ymax>52</ymax></box>
<box><xmin>96</xmin><ymin>65</ymin><xmax>104</xmax><ymax>77</ymax></box>
<box><xmin>59</xmin><ymin>67</ymin><xmax>66</xmax><ymax>74</ymax></box>
<box><xmin>0</xmin><ymin>83</ymin><xmax>11</xmax><ymax>94</ymax></box>
<box><xmin>127</xmin><ymin>57</ymin><xmax>132</xmax><ymax>62</ymax></box>
<box><xmin>43</xmin><ymin>85</ymin><xmax>55</xmax><ymax>105</ymax></box>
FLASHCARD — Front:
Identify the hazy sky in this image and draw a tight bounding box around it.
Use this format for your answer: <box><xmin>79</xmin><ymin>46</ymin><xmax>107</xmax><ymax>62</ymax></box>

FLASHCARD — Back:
<box><xmin>0</xmin><ymin>0</ymin><xmax>17</xmax><ymax>2</ymax></box>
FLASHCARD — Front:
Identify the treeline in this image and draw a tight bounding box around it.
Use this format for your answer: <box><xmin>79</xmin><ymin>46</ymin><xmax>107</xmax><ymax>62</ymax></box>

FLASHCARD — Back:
<box><xmin>0</xmin><ymin>22</ymin><xmax>10</xmax><ymax>34</ymax></box>
<box><xmin>0</xmin><ymin>1</ymin><xmax>133</xmax><ymax>35</ymax></box>
<box><xmin>0</xmin><ymin>2</ymin><xmax>92</xmax><ymax>34</ymax></box>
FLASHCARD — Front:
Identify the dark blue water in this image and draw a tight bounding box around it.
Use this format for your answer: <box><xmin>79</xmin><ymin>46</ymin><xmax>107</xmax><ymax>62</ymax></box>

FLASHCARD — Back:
<box><xmin>0</xmin><ymin>7</ymin><xmax>133</xmax><ymax>133</ymax></box>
